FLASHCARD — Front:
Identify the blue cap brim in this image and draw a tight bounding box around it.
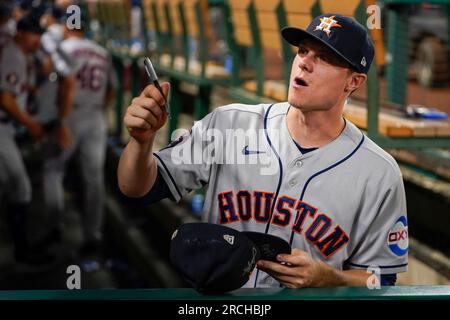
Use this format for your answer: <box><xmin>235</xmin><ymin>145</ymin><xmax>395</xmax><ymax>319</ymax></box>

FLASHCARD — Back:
<box><xmin>281</xmin><ymin>26</ymin><xmax>360</xmax><ymax>72</ymax></box>
<box><xmin>241</xmin><ymin>231</ymin><xmax>291</xmax><ymax>262</ymax></box>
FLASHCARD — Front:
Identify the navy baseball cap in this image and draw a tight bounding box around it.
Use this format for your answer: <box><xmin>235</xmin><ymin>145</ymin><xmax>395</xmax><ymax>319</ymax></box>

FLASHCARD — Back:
<box><xmin>0</xmin><ymin>2</ymin><xmax>13</xmax><ymax>19</ymax></box>
<box><xmin>241</xmin><ymin>231</ymin><xmax>291</xmax><ymax>262</ymax></box>
<box><xmin>282</xmin><ymin>13</ymin><xmax>374</xmax><ymax>74</ymax></box>
<box><xmin>17</xmin><ymin>13</ymin><xmax>45</xmax><ymax>34</ymax></box>
<box><xmin>169</xmin><ymin>223</ymin><xmax>291</xmax><ymax>293</ymax></box>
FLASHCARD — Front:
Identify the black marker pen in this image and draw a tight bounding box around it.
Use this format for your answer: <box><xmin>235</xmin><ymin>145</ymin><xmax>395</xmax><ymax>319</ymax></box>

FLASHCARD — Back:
<box><xmin>143</xmin><ymin>57</ymin><xmax>171</xmax><ymax>118</ymax></box>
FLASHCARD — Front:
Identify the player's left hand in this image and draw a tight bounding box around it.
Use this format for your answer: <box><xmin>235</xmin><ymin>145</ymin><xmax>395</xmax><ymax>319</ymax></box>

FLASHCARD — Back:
<box><xmin>256</xmin><ymin>249</ymin><xmax>327</xmax><ymax>288</ymax></box>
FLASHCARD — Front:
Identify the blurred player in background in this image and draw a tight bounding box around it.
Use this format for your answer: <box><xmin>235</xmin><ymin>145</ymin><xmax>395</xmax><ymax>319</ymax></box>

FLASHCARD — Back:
<box><xmin>42</xmin><ymin>11</ymin><xmax>116</xmax><ymax>259</ymax></box>
<box><xmin>31</xmin><ymin>4</ymin><xmax>76</xmax><ymax>251</ymax></box>
<box><xmin>0</xmin><ymin>13</ymin><xmax>47</xmax><ymax>264</ymax></box>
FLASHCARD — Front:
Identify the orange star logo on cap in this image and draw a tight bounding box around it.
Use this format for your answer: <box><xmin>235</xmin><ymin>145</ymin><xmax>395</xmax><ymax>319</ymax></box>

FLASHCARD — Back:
<box><xmin>314</xmin><ymin>15</ymin><xmax>342</xmax><ymax>37</ymax></box>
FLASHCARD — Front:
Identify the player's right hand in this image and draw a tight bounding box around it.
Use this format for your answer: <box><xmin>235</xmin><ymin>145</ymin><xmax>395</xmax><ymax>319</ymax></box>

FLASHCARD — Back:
<box><xmin>124</xmin><ymin>82</ymin><xmax>170</xmax><ymax>144</ymax></box>
<box><xmin>55</xmin><ymin>123</ymin><xmax>73</xmax><ymax>150</ymax></box>
<box><xmin>26</xmin><ymin>119</ymin><xmax>44</xmax><ymax>140</ymax></box>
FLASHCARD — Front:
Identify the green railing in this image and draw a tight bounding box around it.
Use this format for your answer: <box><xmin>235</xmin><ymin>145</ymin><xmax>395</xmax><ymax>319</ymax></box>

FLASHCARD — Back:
<box><xmin>0</xmin><ymin>286</ymin><xmax>449</xmax><ymax>300</ymax></box>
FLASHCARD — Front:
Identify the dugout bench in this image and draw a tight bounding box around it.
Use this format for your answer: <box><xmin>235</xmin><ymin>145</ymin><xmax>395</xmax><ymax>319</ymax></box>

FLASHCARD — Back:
<box><xmin>224</xmin><ymin>0</ymin><xmax>450</xmax><ymax>148</ymax></box>
<box><xmin>141</xmin><ymin>0</ymin><xmax>234</xmax><ymax>139</ymax></box>
<box><xmin>90</xmin><ymin>0</ymin><xmax>450</xmax><ymax>148</ymax></box>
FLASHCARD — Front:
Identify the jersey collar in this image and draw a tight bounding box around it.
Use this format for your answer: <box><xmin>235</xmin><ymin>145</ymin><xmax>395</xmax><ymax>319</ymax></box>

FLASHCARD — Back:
<box><xmin>265</xmin><ymin>103</ymin><xmax>364</xmax><ymax>167</ymax></box>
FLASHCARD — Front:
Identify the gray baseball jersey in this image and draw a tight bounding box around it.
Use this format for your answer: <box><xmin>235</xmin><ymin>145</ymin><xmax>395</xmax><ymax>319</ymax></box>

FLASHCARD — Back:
<box><xmin>33</xmin><ymin>57</ymin><xmax>60</xmax><ymax>123</ymax></box>
<box><xmin>0</xmin><ymin>23</ymin><xmax>14</xmax><ymax>48</ymax></box>
<box><xmin>0</xmin><ymin>39</ymin><xmax>32</xmax><ymax>203</ymax></box>
<box><xmin>154</xmin><ymin>102</ymin><xmax>409</xmax><ymax>288</ymax></box>
<box><xmin>43</xmin><ymin>36</ymin><xmax>115</xmax><ymax>242</ymax></box>
<box><xmin>34</xmin><ymin>26</ymin><xmax>75</xmax><ymax>123</ymax></box>
<box><xmin>59</xmin><ymin>37</ymin><xmax>116</xmax><ymax>114</ymax></box>
<box><xmin>0</xmin><ymin>40</ymin><xmax>28</xmax><ymax>119</ymax></box>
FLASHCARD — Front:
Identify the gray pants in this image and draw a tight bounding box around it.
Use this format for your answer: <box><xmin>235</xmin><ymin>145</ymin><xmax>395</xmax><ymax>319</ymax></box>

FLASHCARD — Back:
<box><xmin>0</xmin><ymin>124</ymin><xmax>32</xmax><ymax>204</ymax></box>
<box><xmin>43</xmin><ymin>110</ymin><xmax>107</xmax><ymax>242</ymax></box>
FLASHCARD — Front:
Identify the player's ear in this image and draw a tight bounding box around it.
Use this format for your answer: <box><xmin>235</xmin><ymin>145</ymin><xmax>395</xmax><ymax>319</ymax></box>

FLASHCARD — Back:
<box><xmin>345</xmin><ymin>71</ymin><xmax>366</xmax><ymax>93</ymax></box>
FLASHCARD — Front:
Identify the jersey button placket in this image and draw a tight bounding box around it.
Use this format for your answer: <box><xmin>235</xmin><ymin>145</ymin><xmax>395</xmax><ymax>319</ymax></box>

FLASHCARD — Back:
<box><xmin>294</xmin><ymin>160</ymin><xmax>303</xmax><ymax>168</ymax></box>
<box><xmin>289</xmin><ymin>179</ymin><xmax>297</xmax><ymax>187</ymax></box>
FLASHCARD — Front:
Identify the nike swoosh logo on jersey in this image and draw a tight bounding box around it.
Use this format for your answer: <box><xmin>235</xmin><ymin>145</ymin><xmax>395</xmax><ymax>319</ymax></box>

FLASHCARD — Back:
<box><xmin>243</xmin><ymin>145</ymin><xmax>266</xmax><ymax>155</ymax></box>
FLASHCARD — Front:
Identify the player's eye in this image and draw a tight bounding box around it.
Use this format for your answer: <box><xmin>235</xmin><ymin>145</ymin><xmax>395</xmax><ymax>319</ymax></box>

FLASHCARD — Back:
<box><xmin>317</xmin><ymin>54</ymin><xmax>330</xmax><ymax>63</ymax></box>
<box><xmin>297</xmin><ymin>47</ymin><xmax>308</xmax><ymax>56</ymax></box>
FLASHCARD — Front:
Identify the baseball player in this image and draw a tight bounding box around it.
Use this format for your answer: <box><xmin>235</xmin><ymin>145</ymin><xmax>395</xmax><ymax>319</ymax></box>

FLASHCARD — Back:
<box><xmin>0</xmin><ymin>13</ymin><xmax>47</xmax><ymax>264</ymax></box>
<box><xmin>30</xmin><ymin>7</ymin><xmax>76</xmax><ymax>250</ymax></box>
<box><xmin>34</xmin><ymin>4</ymin><xmax>76</xmax><ymax>150</ymax></box>
<box><xmin>118</xmin><ymin>14</ymin><xmax>408</xmax><ymax>288</ymax></box>
<box><xmin>42</xmin><ymin>12</ymin><xmax>116</xmax><ymax>256</ymax></box>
